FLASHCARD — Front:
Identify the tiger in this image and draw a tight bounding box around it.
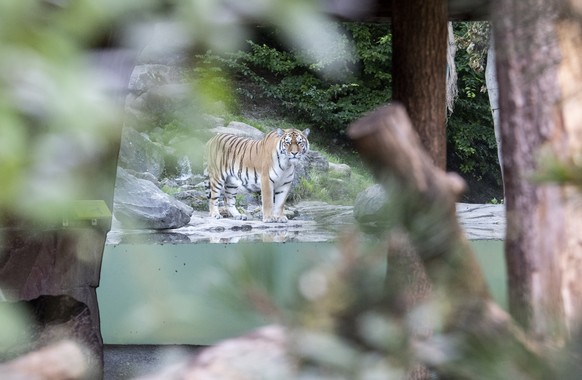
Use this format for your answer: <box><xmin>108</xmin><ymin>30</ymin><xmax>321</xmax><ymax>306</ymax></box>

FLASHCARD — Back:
<box><xmin>205</xmin><ymin>128</ymin><xmax>310</xmax><ymax>223</ymax></box>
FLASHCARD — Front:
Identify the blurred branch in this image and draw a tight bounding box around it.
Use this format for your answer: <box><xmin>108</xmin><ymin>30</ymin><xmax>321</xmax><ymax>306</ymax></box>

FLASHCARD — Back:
<box><xmin>348</xmin><ymin>103</ymin><xmax>551</xmax><ymax>379</ymax></box>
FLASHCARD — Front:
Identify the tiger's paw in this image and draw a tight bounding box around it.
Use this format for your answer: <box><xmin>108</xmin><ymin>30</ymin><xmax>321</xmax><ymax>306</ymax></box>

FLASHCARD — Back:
<box><xmin>209</xmin><ymin>212</ymin><xmax>222</xmax><ymax>219</ymax></box>
<box><xmin>263</xmin><ymin>215</ymin><xmax>288</xmax><ymax>223</ymax></box>
<box><xmin>233</xmin><ymin>214</ymin><xmax>248</xmax><ymax>221</ymax></box>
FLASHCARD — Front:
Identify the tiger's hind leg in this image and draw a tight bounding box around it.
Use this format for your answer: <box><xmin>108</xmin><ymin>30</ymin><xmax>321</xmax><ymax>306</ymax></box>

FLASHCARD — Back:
<box><xmin>224</xmin><ymin>176</ymin><xmax>247</xmax><ymax>220</ymax></box>
<box><xmin>207</xmin><ymin>172</ymin><xmax>224</xmax><ymax>219</ymax></box>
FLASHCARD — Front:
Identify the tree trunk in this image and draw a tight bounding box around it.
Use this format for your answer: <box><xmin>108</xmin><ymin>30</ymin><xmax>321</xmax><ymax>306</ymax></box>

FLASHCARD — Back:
<box><xmin>391</xmin><ymin>0</ymin><xmax>448</xmax><ymax>169</ymax></box>
<box><xmin>491</xmin><ymin>0</ymin><xmax>568</xmax><ymax>343</ymax></box>
<box><xmin>485</xmin><ymin>33</ymin><xmax>503</xmax><ymax>187</ymax></box>
<box><xmin>389</xmin><ymin>3</ymin><xmax>448</xmax><ymax>377</ymax></box>
<box><xmin>554</xmin><ymin>11</ymin><xmax>582</xmax><ymax>336</ymax></box>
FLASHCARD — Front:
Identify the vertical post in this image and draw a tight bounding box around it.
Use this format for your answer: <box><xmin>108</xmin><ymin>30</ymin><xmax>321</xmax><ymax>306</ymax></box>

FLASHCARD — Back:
<box><xmin>391</xmin><ymin>0</ymin><xmax>448</xmax><ymax>169</ymax></box>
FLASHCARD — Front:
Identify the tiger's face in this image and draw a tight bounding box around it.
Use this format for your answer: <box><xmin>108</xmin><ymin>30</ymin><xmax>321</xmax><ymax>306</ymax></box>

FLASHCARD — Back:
<box><xmin>277</xmin><ymin>128</ymin><xmax>310</xmax><ymax>162</ymax></box>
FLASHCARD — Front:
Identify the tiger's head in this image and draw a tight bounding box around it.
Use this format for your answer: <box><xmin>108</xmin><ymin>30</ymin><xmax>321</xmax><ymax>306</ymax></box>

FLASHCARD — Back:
<box><xmin>276</xmin><ymin>128</ymin><xmax>310</xmax><ymax>163</ymax></box>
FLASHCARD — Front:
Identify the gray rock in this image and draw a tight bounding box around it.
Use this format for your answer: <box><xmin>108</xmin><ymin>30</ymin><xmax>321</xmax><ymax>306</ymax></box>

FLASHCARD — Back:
<box><xmin>174</xmin><ymin>189</ymin><xmax>208</xmax><ymax>211</ymax></box>
<box><xmin>118</xmin><ymin>127</ymin><xmax>166</xmax><ymax>179</ymax></box>
<box><xmin>293</xmin><ymin>201</ymin><xmax>354</xmax><ymax>228</ymax></box>
<box><xmin>160</xmin><ymin>177</ymin><xmax>179</xmax><ymax>190</ymax></box>
<box><xmin>328</xmin><ymin>162</ymin><xmax>351</xmax><ymax>178</ymax></box>
<box><xmin>304</xmin><ymin>151</ymin><xmax>329</xmax><ymax>172</ymax></box>
<box><xmin>202</xmin><ymin>114</ymin><xmax>226</xmax><ymax>129</ymax></box>
<box><xmin>124</xmin><ymin>83</ymin><xmax>196</xmax><ymax>129</ymax></box>
<box><xmin>210</xmin><ymin>121</ymin><xmax>265</xmax><ymax>140</ymax></box>
<box><xmin>125</xmin><ymin>170</ymin><xmax>160</xmax><ymax>187</ymax></box>
<box><xmin>353</xmin><ymin>184</ymin><xmax>388</xmax><ymax>224</ymax></box>
<box><xmin>128</xmin><ymin>64</ymin><xmax>185</xmax><ymax>93</ymax></box>
<box><xmin>113</xmin><ymin>168</ymin><xmax>193</xmax><ymax>229</ymax></box>
<box><xmin>165</xmin><ymin>136</ymin><xmax>207</xmax><ymax>174</ymax></box>
<box><xmin>288</xmin><ymin>150</ymin><xmax>329</xmax><ymax>202</ymax></box>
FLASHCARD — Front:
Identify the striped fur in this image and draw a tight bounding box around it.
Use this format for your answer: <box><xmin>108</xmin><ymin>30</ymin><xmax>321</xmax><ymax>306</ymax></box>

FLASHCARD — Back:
<box><xmin>205</xmin><ymin>128</ymin><xmax>310</xmax><ymax>223</ymax></box>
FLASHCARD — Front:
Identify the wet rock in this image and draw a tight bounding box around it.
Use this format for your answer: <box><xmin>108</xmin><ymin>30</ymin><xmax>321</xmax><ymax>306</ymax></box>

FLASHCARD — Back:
<box><xmin>116</xmin><ymin>232</ymin><xmax>191</xmax><ymax>244</ymax></box>
<box><xmin>113</xmin><ymin>168</ymin><xmax>193</xmax><ymax>229</ymax></box>
<box><xmin>293</xmin><ymin>201</ymin><xmax>354</xmax><ymax>228</ymax></box>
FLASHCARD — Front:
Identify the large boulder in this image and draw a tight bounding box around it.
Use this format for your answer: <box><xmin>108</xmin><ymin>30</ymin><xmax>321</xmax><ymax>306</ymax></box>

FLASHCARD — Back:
<box><xmin>113</xmin><ymin>168</ymin><xmax>193</xmax><ymax>229</ymax></box>
<box><xmin>353</xmin><ymin>184</ymin><xmax>389</xmax><ymax>225</ymax></box>
<box><xmin>328</xmin><ymin>162</ymin><xmax>351</xmax><ymax>178</ymax></box>
<box><xmin>210</xmin><ymin>121</ymin><xmax>265</xmax><ymax>140</ymax></box>
<box><xmin>128</xmin><ymin>64</ymin><xmax>185</xmax><ymax>93</ymax></box>
<box><xmin>125</xmin><ymin>83</ymin><xmax>196</xmax><ymax>129</ymax></box>
<box><xmin>304</xmin><ymin>151</ymin><xmax>329</xmax><ymax>173</ymax></box>
<box><xmin>118</xmin><ymin>127</ymin><xmax>166</xmax><ymax>179</ymax></box>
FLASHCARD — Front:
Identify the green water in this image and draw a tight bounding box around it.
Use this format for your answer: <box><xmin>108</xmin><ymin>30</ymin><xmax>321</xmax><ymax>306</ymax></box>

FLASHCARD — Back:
<box><xmin>98</xmin><ymin>240</ymin><xmax>505</xmax><ymax>345</ymax></box>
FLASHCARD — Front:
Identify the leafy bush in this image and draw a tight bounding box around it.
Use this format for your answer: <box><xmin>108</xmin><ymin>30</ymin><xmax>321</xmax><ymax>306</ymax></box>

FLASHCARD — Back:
<box><xmin>291</xmin><ymin>146</ymin><xmax>374</xmax><ymax>206</ymax></box>
<box><xmin>192</xmin><ymin>23</ymin><xmax>392</xmax><ymax>132</ymax></box>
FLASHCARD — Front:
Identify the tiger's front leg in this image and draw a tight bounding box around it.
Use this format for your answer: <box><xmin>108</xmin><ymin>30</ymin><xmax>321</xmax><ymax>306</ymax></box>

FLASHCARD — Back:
<box><xmin>272</xmin><ymin>181</ymin><xmax>292</xmax><ymax>223</ymax></box>
<box><xmin>260</xmin><ymin>175</ymin><xmax>280</xmax><ymax>223</ymax></box>
<box><xmin>261</xmin><ymin>175</ymin><xmax>291</xmax><ymax>224</ymax></box>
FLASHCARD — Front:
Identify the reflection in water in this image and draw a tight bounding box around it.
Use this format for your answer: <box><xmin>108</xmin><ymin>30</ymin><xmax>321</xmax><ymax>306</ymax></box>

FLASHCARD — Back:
<box><xmin>106</xmin><ymin>202</ymin><xmax>505</xmax><ymax>245</ymax></box>
<box><xmin>107</xmin><ymin>205</ymin><xmax>355</xmax><ymax>245</ymax></box>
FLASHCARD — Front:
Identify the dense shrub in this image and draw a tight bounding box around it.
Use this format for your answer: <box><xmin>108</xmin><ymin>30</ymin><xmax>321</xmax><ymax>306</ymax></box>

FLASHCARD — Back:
<box><xmin>193</xmin><ymin>23</ymin><xmax>392</xmax><ymax>132</ymax></box>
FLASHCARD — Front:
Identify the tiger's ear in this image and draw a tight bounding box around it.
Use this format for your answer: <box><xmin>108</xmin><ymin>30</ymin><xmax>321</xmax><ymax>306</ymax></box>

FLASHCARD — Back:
<box><xmin>303</xmin><ymin>128</ymin><xmax>310</xmax><ymax>137</ymax></box>
<box><xmin>276</xmin><ymin>128</ymin><xmax>284</xmax><ymax>137</ymax></box>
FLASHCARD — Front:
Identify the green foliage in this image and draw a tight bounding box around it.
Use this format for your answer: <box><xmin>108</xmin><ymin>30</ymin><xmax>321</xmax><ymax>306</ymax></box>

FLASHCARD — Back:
<box><xmin>534</xmin><ymin>152</ymin><xmax>582</xmax><ymax>188</ymax></box>
<box><xmin>293</xmin><ymin>175</ymin><xmax>332</xmax><ymax>203</ymax></box>
<box><xmin>291</xmin><ymin>159</ymin><xmax>373</xmax><ymax>206</ymax></box>
<box><xmin>192</xmin><ymin>23</ymin><xmax>392</xmax><ymax>132</ymax></box>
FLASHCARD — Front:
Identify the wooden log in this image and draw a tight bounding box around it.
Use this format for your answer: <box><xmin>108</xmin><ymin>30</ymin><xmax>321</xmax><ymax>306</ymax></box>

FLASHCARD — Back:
<box><xmin>348</xmin><ymin>103</ymin><xmax>551</xmax><ymax>379</ymax></box>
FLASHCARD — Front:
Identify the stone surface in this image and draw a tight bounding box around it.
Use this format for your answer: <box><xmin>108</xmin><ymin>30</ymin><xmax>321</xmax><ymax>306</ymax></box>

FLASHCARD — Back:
<box><xmin>328</xmin><ymin>162</ymin><xmax>351</xmax><ymax>178</ymax></box>
<box><xmin>0</xmin><ymin>228</ymin><xmax>108</xmax><ymax>379</ymax></box>
<box><xmin>174</xmin><ymin>189</ymin><xmax>208</xmax><ymax>211</ymax></box>
<box><xmin>353</xmin><ymin>184</ymin><xmax>388</xmax><ymax>224</ymax></box>
<box><xmin>304</xmin><ymin>150</ymin><xmax>329</xmax><ymax>172</ymax></box>
<box><xmin>209</xmin><ymin>121</ymin><xmax>265</xmax><ymax>140</ymax></box>
<box><xmin>135</xmin><ymin>325</ymin><xmax>292</xmax><ymax>380</ymax></box>
<box><xmin>118</xmin><ymin>127</ymin><xmax>166</xmax><ymax>179</ymax></box>
<box><xmin>113</xmin><ymin>168</ymin><xmax>193</xmax><ymax>229</ymax></box>
<box><xmin>107</xmin><ymin>201</ymin><xmax>505</xmax><ymax>244</ymax></box>
<box><xmin>128</xmin><ymin>64</ymin><xmax>184</xmax><ymax>93</ymax></box>
<box><xmin>456</xmin><ymin>203</ymin><xmax>505</xmax><ymax>240</ymax></box>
